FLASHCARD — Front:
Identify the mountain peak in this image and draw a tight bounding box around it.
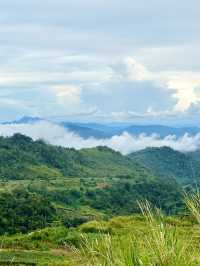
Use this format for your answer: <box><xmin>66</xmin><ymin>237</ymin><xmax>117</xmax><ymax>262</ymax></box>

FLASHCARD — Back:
<box><xmin>3</xmin><ymin>116</ymin><xmax>44</xmax><ymax>124</ymax></box>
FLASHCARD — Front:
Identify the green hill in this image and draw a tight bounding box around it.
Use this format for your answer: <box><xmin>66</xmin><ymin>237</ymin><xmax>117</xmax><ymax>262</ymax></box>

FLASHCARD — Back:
<box><xmin>129</xmin><ymin>146</ymin><xmax>200</xmax><ymax>184</ymax></box>
<box><xmin>0</xmin><ymin>133</ymin><xmax>149</xmax><ymax>181</ymax></box>
<box><xmin>0</xmin><ymin>134</ymin><xmax>186</xmax><ymax>235</ymax></box>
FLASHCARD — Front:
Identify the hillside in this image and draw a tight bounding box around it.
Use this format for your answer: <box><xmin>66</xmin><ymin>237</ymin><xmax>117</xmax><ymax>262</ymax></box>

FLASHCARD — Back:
<box><xmin>0</xmin><ymin>134</ymin><xmax>197</xmax><ymax>265</ymax></box>
<box><xmin>0</xmin><ymin>207</ymin><xmax>199</xmax><ymax>265</ymax></box>
<box><xmin>0</xmin><ymin>134</ymin><xmax>185</xmax><ymax>236</ymax></box>
<box><xmin>129</xmin><ymin>146</ymin><xmax>200</xmax><ymax>184</ymax></box>
<box><xmin>0</xmin><ymin>133</ymin><xmax>150</xmax><ymax>180</ymax></box>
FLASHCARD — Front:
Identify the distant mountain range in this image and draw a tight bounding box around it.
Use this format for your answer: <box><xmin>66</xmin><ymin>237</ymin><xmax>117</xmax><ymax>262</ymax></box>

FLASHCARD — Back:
<box><xmin>2</xmin><ymin>116</ymin><xmax>43</xmax><ymax>124</ymax></box>
<box><xmin>3</xmin><ymin>116</ymin><xmax>200</xmax><ymax>139</ymax></box>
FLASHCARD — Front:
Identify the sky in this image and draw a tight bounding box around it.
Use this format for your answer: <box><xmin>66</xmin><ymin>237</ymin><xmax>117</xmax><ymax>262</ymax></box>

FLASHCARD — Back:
<box><xmin>1</xmin><ymin>0</ymin><xmax>200</xmax><ymax>125</ymax></box>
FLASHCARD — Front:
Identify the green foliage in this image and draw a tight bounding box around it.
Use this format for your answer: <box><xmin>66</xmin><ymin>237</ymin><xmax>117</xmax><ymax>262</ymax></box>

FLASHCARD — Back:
<box><xmin>0</xmin><ymin>210</ymin><xmax>200</xmax><ymax>265</ymax></box>
<box><xmin>0</xmin><ymin>134</ymin><xmax>150</xmax><ymax>180</ymax></box>
<box><xmin>0</xmin><ymin>134</ymin><xmax>187</xmax><ymax>237</ymax></box>
<box><xmin>84</xmin><ymin>179</ymin><xmax>184</xmax><ymax>215</ymax></box>
<box><xmin>0</xmin><ymin>132</ymin><xmax>200</xmax><ymax>264</ymax></box>
<box><xmin>76</xmin><ymin>203</ymin><xmax>197</xmax><ymax>266</ymax></box>
<box><xmin>0</xmin><ymin>250</ymin><xmax>67</xmax><ymax>265</ymax></box>
<box><xmin>80</xmin><ymin>220</ymin><xmax>111</xmax><ymax>234</ymax></box>
<box><xmin>129</xmin><ymin>146</ymin><xmax>200</xmax><ymax>184</ymax></box>
<box><xmin>0</xmin><ymin>188</ymin><xmax>56</xmax><ymax>234</ymax></box>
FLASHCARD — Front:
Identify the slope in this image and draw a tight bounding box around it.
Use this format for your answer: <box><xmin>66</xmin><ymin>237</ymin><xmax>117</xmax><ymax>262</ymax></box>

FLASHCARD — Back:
<box><xmin>129</xmin><ymin>146</ymin><xmax>200</xmax><ymax>184</ymax></box>
<box><xmin>0</xmin><ymin>133</ymin><xmax>151</xmax><ymax>181</ymax></box>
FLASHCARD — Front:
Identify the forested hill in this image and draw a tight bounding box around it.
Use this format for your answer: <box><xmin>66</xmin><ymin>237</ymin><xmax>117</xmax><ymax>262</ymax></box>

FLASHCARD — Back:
<box><xmin>129</xmin><ymin>146</ymin><xmax>200</xmax><ymax>185</ymax></box>
<box><xmin>0</xmin><ymin>134</ymin><xmax>184</xmax><ymax>235</ymax></box>
<box><xmin>0</xmin><ymin>133</ymin><xmax>151</xmax><ymax>181</ymax></box>
<box><xmin>1</xmin><ymin>133</ymin><xmax>200</xmax><ymax>185</ymax></box>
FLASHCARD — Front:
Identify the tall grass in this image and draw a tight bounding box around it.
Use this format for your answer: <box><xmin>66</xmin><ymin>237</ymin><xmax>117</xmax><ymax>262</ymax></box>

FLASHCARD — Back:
<box><xmin>77</xmin><ymin>234</ymin><xmax>143</xmax><ymax>266</ymax></box>
<box><xmin>138</xmin><ymin>201</ymin><xmax>193</xmax><ymax>266</ymax></box>
<box><xmin>185</xmin><ymin>191</ymin><xmax>200</xmax><ymax>224</ymax></box>
<box><xmin>74</xmin><ymin>197</ymin><xmax>200</xmax><ymax>266</ymax></box>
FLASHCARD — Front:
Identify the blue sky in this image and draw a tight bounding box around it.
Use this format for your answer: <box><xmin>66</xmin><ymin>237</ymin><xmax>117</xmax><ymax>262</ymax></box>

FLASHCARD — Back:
<box><xmin>1</xmin><ymin>0</ymin><xmax>200</xmax><ymax>124</ymax></box>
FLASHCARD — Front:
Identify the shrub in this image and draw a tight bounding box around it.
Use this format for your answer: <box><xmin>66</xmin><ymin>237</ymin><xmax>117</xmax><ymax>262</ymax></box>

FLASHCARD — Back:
<box><xmin>80</xmin><ymin>221</ymin><xmax>110</xmax><ymax>234</ymax></box>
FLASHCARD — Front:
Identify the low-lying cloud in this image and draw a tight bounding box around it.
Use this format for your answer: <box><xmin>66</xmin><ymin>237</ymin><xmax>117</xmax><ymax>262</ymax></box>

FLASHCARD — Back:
<box><xmin>0</xmin><ymin>121</ymin><xmax>199</xmax><ymax>154</ymax></box>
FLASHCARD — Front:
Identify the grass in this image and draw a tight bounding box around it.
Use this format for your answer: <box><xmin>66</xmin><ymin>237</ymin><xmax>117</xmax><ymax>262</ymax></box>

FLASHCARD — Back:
<box><xmin>73</xmin><ymin>197</ymin><xmax>200</xmax><ymax>266</ymax></box>
<box><xmin>2</xmin><ymin>193</ymin><xmax>200</xmax><ymax>265</ymax></box>
<box><xmin>0</xmin><ymin>250</ymin><xmax>67</xmax><ymax>265</ymax></box>
<box><xmin>138</xmin><ymin>201</ymin><xmax>194</xmax><ymax>265</ymax></box>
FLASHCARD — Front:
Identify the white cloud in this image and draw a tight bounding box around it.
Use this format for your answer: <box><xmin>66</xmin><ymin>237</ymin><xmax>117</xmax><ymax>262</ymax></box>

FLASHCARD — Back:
<box><xmin>1</xmin><ymin>0</ymin><xmax>200</xmax><ymax>123</ymax></box>
<box><xmin>118</xmin><ymin>57</ymin><xmax>200</xmax><ymax>112</ymax></box>
<box><xmin>52</xmin><ymin>84</ymin><xmax>82</xmax><ymax>107</ymax></box>
<box><xmin>0</xmin><ymin>121</ymin><xmax>199</xmax><ymax>154</ymax></box>
<box><xmin>167</xmin><ymin>73</ymin><xmax>200</xmax><ymax>111</ymax></box>
<box><xmin>124</xmin><ymin>57</ymin><xmax>152</xmax><ymax>81</ymax></box>
<box><xmin>1</xmin><ymin>53</ymin><xmax>200</xmax><ymax>121</ymax></box>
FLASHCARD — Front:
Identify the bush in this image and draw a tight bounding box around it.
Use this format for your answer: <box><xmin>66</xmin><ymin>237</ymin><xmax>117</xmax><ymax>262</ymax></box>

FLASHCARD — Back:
<box><xmin>80</xmin><ymin>221</ymin><xmax>110</xmax><ymax>234</ymax></box>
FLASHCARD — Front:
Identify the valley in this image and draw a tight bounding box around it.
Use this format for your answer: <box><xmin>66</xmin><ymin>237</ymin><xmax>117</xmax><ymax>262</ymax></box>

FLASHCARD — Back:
<box><xmin>0</xmin><ymin>134</ymin><xmax>199</xmax><ymax>264</ymax></box>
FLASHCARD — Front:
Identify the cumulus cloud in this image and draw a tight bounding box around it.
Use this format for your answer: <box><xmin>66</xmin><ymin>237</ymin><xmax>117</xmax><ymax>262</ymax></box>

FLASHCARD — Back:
<box><xmin>1</xmin><ymin>0</ymin><xmax>200</xmax><ymax>123</ymax></box>
<box><xmin>52</xmin><ymin>84</ymin><xmax>82</xmax><ymax>110</ymax></box>
<box><xmin>0</xmin><ymin>121</ymin><xmax>200</xmax><ymax>154</ymax></box>
<box><xmin>114</xmin><ymin>57</ymin><xmax>200</xmax><ymax>113</ymax></box>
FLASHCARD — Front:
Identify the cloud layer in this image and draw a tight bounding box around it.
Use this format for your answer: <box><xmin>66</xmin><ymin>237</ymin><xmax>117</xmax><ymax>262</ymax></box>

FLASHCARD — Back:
<box><xmin>0</xmin><ymin>121</ymin><xmax>199</xmax><ymax>154</ymax></box>
<box><xmin>1</xmin><ymin>1</ymin><xmax>200</xmax><ymax>123</ymax></box>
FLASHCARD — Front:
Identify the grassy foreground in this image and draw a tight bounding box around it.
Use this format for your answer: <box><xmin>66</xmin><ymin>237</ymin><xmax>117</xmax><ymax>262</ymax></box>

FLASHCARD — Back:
<box><xmin>0</xmin><ymin>193</ymin><xmax>200</xmax><ymax>265</ymax></box>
